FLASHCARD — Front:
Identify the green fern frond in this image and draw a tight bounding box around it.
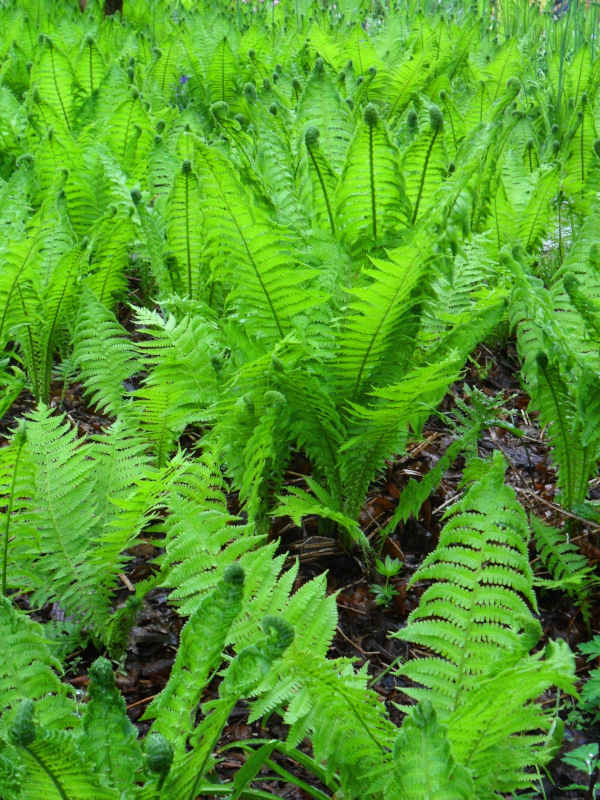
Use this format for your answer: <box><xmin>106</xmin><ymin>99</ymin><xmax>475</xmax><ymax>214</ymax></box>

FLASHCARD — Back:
<box><xmin>131</xmin><ymin>306</ymin><xmax>221</xmax><ymax>465</ymax></box>
<box><xmin>340</xmin><ymin>355</ymin><xmax>464</xmax><ymax>518</ymax></box>
<box><xmin>295</xmin><ymin>58</ymin><xmax>352</xmax><ymax>173</ymax></box>
<box><xmin>335</xmin><ymin>231</ymin><xmax>431</xmax><ymax>404</ymax></box>
<box><xmin>30</xmin><ymin>36</ymin><xmax>78</xmax><ymax>133</ymax></box>
<box><xmin>394</xmin><ymin>451</ymin><xmax>538</xmax><ymax>717</ymax></box>
<box><xmin>144</xmin><ymin>566</ymin><xmax>245</xmax><ymax>751</ymax></box>
<box><xmin>72</xmin><ymin>290</ymin><xmax>139</xmax><ymax>417</ymax></box>
<box><xmin>207</xmin><ymin>36</ymin><xmax>238</xmax><ymax>105</ymax></box>
<box><xmin>74</xmin><ymin>34</ymin><xmax>107</xmax><ymax>95</ymax></box>
<box><xmin>24</xmin><ymin>404</ymin><xmax>105</xmax><ymax>625</ymax></box>
<box><xmin>84</xmin><ymin>207</ymin><xmax>136</xmax><ymax>304</ymax></box>
<box><xmin>531</xmin><ymin>517</ymin><xmax>596</xmax><ymax>615</ymax></box>
<box><xmin>0</xmin><ymin>422</ymin><xmax>35</xmax><ymax>596</ymax></box>
<box><xmin>0</xmin><ymin>598</ymin><xmax>77</xmax><ymax>735</ymax></box>
<box><xmin>335</xmin><ymin>103</ymin><xmax>409</xmax><ymax>252</ymax></box>
<box><xmin>0</xmin><ymin>232</ymin><xmax>43</xmax><ymax>352</ymax></box>
<box><xmin>445</xmin><ymin>640</ymin><xmax>575</xmax><ymax>796</ymax></box>
<box><xmin>196</xmin><ymin>141</ymin><xmax>323</xmax><ymax>342</ymax></box>
<box><xmin>387</xmin><ymin>701</ymin><xmax>475</xmax><ymax>800</ymax></box>
<box><xmin>165</xmin><ymin>160</ymin><xmax>206</xmax><ymax>299</ymax></box>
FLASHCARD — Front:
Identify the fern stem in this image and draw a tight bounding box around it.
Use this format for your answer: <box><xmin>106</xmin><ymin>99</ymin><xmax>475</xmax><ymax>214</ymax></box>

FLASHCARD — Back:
<box><xmin>368</xmin><ymin>125</ymin><xmax>377</xmax><ymax>242</ymax></box>
<box><xmin>558</xmin><ymin>197</ymin><xmax>563</xmax><ymax>263</ymax></box>
<box><xmin>88</xmin><ymin>40</ymin><xmax>94</xmax><ymax>92</ymax></box>
<box><xmin>22</xmin><ymin>745</ymin><xmax>71</xmax><ymax>800</ymax></box>
<box><xmin>1</xmin><ymin>434</ymin><xmax>25</xmax><ymax>596</ymax></box>
<box><xmin>49</xmin><ymin>47</ymin><xmax>71</xmax><ymax>132</ymax></box>
<box><xmin>580</xmin><ymin>116</ymin><xmax>585</xmax><ymax>183</ymax></box>
<box><xmin>224</xmin><ymin>199</ymin><xmax>284</xmax><ymax>338</ymax></box>
<box><xmin>306</xmin><ymin>140</ymin><xmax>336</xmax><ymax>235</ymax></box>
<box><xmin>16</xmin><ymin>285</ymin><xmax>41</xmax><ymax>400</ymax></box>
<box><xmin>264</xmin><ymin>758</ymin><xmax>331</xmax><ymax>800</ymax></box>
<box><xmin>411</xmin><ymin>127</ymin><xmax>439</xmax><ymax>225</ymax></box>
<box><xmin>220</xmin><ymin>41</ymin><xmax>225</xmax><ymax>102</ymax></box>
<box><xmin>184</xmin><ymin>170</ymin><xmax>193</xmax><ymax>297</ymax></box>
<box><xmin>187</xmin><ymin>700</ymin><xmax>236</xmax><ymax>800</ymax></box>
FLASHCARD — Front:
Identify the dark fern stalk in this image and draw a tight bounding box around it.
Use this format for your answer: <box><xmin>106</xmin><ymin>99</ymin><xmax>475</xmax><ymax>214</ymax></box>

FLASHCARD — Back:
<box><xmin>412</xmin><ymin>105</ymin><xmax>443</xmax><ymax>225</ymax></box>
<box><xmin>86</xmin><ymin>35</ymin><xmax>95</xmax><ymax>92</ymax></box>
<box><xmin>364</xmin><ymin>104</ymin><xmax>378</xmax><ymax>242</ymax></box>
<box><xmin>305</xmin><ymin>127</ymin><xmax>335</xmax><ymax>235</ymax></box>
<box><xmin>182</xmin><ymin>160</ymin><xmax>194</xmax><ymax>297</ymax></box>
<box><xmin>16</xmin><ymin>284</ymin><xmax>41</xmax><ymax>399</ymax></box>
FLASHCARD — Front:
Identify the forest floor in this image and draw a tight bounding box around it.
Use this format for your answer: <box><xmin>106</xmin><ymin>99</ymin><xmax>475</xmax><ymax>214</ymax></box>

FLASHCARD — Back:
<box><xmin>1</xmin><ymin>336</ymin><xmax>599</xmax><ymax>799</ymax></box>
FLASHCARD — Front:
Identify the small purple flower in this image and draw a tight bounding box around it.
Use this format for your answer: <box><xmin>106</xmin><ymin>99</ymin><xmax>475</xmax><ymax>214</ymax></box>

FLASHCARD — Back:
<box><xmin>180</xmin><ymin>74</ymin><xmax>190</xmax><ymax>85</ymax></box>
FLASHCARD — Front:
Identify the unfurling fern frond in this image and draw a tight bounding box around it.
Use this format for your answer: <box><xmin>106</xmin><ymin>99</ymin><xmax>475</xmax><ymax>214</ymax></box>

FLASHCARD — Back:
<box><xmin>80</xmin><ymin>657</ymin><xmax>142</xmax><ymax>789</ymax></box>
<box><xmin>401</xmin><ymin>103</ymin><xmax>447</xmax><ymax>225</ymax></box>
<box><xmin>8</xmin><ymin>701</ymin><xmax>119</xmax><ymax>800</ymax></box>
<box><xmin>144</xmin><ymin>566</ymin><xmax>245</xmax><ymax>750</ymax></box>
<box><xmin>335</xmin><ymin>103</ymin><xmax>409</xmax><ymax>253</ymax></box>
<box><xmin>386</xmin><ymin>702</ymin><xmax>475</xmax><ymax>800</ymax></box>
<box><xmin>302</xmin><ymin>126</ymin><xmax>338</xmax><ymax>234</ymax></box>
<box><xmin>165</xmin><ymin>160</ymin><xmax>206</xmax><ymax>299</ymax></box>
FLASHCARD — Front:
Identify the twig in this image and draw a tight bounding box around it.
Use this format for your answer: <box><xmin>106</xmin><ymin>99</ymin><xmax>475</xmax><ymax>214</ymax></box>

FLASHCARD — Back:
<box><xmin>514</xmin><ymin>486</ymin><xmax>600</xmax><ymax>532</ymax></box>
<box><xmin>126</xmin><ymin>693</ymin><xmax>158</xmax><ymax>710</ymax></box>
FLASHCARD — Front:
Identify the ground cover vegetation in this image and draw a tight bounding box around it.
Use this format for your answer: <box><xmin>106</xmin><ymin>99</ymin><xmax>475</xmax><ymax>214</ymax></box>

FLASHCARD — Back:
<box><xmin>0</xmin><ymin>0</ymin><xmax>599</xmax><ymax>795</ymax></box>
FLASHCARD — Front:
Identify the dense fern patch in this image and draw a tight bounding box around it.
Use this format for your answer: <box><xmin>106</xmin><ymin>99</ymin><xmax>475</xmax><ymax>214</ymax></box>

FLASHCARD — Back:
<box><xmin>0</xmin><ymin>0</ymin><xmax>599</xmax><ymax>797</ymax></box>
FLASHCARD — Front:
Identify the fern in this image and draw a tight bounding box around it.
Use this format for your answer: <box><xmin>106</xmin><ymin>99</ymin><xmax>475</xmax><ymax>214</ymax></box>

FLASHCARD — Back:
<box><xmin>402</xmin><ymin>103</ymin><xmax>447</xmax><ymax>225</ymax></box>
<box><xmin>0</xmin><ymin>599</ymin><xmax>76</xmax><ymax>736</ymax></box>
<box><xmin>165</xmin><ymin>160</ymin><xmax>206</xmax><ymax>299</ymax></box>
<box><xmin>393</xmin><ymin>451</ymin><xmax>575</xmax><ymax>795</ymax></box>
<box><xmin>531</xmin><ymin>516</ymin><xmax>597</xmax><ymax>619</ymax></box>
<box><xmin>196</xmin><ymin>140</ymin><xmax>323</xmax><ymax>342</ymax></box>
<box><xmin>144</xmin><ymin>565</ymin><xmax>245</xmax><ymax>750</ymax></box>
<box><xmin>335</xmin><ymin>230</ymin><xmax>431</xmax><ymax>404</ymax></box>
<box><xmin>131</xmin><ymin>305</ymin><xmax>221</xmax><ymax>465</ymax></box>
<box><xmin>335</xmin><ymin>102</ymin><xmax>409</xmax><ymax>252</ymax></box>
<box><xmin>72</xmin><ymin>289</ymin><xmax>138</xmax><ymax>417</ymax></box>
<box><xmin>79</xmin><ymin>658</ymin><xmax>142</xmax><ymax>790</ymax></box>
<box><xmin>385</xmin><ymin>702</ymin><xmax>475</xmax><ymax>800</ymax></box>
